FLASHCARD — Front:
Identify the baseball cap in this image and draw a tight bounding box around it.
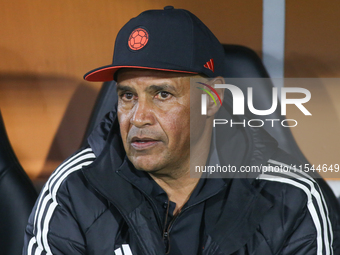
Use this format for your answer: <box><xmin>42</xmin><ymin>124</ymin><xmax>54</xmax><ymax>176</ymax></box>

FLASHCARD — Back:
<box><xmin>84</xmin><ymin>6</ymin><xmax>225</xmax><ymax>82</ymax></box>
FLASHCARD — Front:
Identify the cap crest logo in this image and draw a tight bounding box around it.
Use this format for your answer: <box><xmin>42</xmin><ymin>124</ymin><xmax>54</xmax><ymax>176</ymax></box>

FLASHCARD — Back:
<box><xmin>204</xmin><ymin>58</ymin><xmax>214</xmax><ymax>72</ymax></box>
<box><xmin>128</xmin><ymin>28</ymin><xmax>149</xmax><ymax>51</ymax></box>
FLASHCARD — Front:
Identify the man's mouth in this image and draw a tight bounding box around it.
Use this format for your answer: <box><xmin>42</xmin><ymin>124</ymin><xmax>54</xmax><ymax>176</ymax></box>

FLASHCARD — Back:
<box><xmin>130</xmin><ymin>137</ymin><xmax>160</xmax><ymax>150</ymax></box>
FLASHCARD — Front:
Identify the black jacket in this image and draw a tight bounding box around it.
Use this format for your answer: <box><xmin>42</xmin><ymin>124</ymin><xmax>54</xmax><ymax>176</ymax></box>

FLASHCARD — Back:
<box><xmin>23</xmin><ymin>111</ymin><xmax>339</xmax><ymax>254</ymax></box>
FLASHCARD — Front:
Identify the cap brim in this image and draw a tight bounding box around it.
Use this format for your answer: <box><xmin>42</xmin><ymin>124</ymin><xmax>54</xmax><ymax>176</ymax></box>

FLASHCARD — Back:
<box><xmin>84</xmin><ymin>65</ymin><xmax>198</xmax><ymax>82</ymax></box>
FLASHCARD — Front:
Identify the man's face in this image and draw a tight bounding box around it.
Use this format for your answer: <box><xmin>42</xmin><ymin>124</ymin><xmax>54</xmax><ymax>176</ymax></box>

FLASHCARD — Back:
<box><xmin>117</xmin><ymin>69</ymin><xmax>198</xmax><ymax>174</ymax></box>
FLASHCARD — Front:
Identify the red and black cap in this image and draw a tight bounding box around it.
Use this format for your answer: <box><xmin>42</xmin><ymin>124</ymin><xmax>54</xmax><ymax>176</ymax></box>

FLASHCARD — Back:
<box><xmin>84</xmin><ymin>6</ymin><xmax>225</xmax><ymax>82</ymax></box>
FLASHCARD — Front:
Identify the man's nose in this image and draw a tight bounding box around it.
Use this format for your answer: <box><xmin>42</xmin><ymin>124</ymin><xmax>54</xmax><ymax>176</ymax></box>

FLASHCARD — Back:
<box><xmin>130</xmin><ymin>97</ymin><xmax>155</xmax><ymax>127</ymax></box>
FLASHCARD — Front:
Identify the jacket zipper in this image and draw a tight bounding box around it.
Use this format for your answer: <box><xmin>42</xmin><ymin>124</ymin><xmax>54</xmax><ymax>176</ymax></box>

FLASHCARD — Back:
<box><xmin>162</xmin><ymin>183</ymin><xmax>228</xmax><ymax>253</ymax></box>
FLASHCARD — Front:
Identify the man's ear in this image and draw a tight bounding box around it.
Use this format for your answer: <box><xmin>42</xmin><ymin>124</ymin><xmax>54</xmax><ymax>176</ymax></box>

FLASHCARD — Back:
<box><xmin>206</xmin><ymin>76</ymin><xmax>225</xmax><ymax>117</ymax></box>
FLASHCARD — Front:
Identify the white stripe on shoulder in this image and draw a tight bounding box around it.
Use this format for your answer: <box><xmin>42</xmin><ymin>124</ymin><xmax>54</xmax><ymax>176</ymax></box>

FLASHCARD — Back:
<box><xmin>36</xmin><ymin>151</ymin><xmax>95</xmax><ymax>254</ymax></box>
<box><xmin>114</xmin><ymin>248</ymin><xmax>123</xmax><ymax>255</ymax></box>
<box><xmin>27</xmin><ymin>236</ymin><xmax>36</xmax><ymax>255</ymax></box>
<box><xmin>258</xmin><ymin>159</ymin><xmax>333</xmax><ymax>255</ymax></box>
<box><xmin>122</xmin><ymin>244</ymin><xmax>133</xmax><ymax>255</ymax></box>
<box><xmin>33</xmin><ymin>148</ymin><xmax>93</xmax><ymax>229</ymax></box>
<box><xmin>27</xmin><ymin>148</ymin><xmax>96</xmax><ymax>255</ymax></box>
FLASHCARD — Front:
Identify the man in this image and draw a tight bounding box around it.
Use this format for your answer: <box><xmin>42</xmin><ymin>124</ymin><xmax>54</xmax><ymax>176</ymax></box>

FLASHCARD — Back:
<box><xmin>24</xmin><ymin>6</ymin><xmax>339</xmax><ymax>254</ymax></box>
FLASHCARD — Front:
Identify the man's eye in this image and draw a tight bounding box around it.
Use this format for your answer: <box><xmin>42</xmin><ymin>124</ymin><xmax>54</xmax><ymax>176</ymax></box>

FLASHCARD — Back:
<box><xmin>156</xmin><ymin>91</ymin><xmax>172</xmax><ymax>100</ymax></box>
<box><xmin>121</xmin><ymin>92</ymin><xmax>134</xmax><ymax>100</ymax></box>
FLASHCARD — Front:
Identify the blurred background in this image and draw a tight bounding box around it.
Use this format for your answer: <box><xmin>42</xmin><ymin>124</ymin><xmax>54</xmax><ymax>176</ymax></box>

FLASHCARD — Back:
<box><xmin>0</xmin><ymin>0</ymin><xmax>339</xmax><ymax>185</ymax></box>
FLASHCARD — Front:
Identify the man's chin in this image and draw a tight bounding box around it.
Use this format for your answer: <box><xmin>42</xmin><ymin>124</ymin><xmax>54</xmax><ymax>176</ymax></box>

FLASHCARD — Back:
<box><xmin>134</xmin><ymin>167</ymin><xmax>160</xmax><ymax>174</ymax></box>
<box><xmin>128</xmin><ymin>155</ymin><xmax>165</xmax><ymax>172</ymax></box>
